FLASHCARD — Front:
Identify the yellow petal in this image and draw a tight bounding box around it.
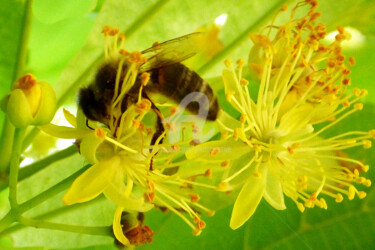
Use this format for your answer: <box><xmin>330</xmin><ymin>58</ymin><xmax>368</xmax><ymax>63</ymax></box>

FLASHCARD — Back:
<box><xmin>230</xmin><ymin>167</ymin><xmax>266</xmax><ymax>229</ymax></box>
<box><xmin>6</xmin><ymin>89</ymin><xmax>34</xmax><ymax>127</ymax></box>
<box><xmin>113</xmin><ymin>207</ymin><xmax>130</xmax><ymax>246</ymax></box>
<box><xmin>40</xmin><ymin>123</ymin><xmax>91</xmax><ymax>139</ymax></box>
<box><xmin>104</xmin><ymin>174</ymin><xmax>153</xmax><ymax>212</ymax></box>
<box><xmin>217</xmin><ymin>110</ymin><xmax>242</xmax><ymax>132</ymax></box>
<box><xmin>186</xmin><ymin>140</ymin><xmax>252</xmax><ymax>162</ymax></box>
<box><xmin>63</xmin><ymin>108</ymin><xmax>77</xmax><ymax>127</ymax></box>
<box><xmin>80</xmin><ymin>132</ymin><xmax>105</xmax><ymax>164</ymax></box>
<box><xmin>63</xmin><ymin>156</ymin><xmax>120</xmax><ymax>205</ymax></box>
<box><xmin>263</xmin><ymin>170</ymin><xmax>286</xmax><ymax>210</ymax></box>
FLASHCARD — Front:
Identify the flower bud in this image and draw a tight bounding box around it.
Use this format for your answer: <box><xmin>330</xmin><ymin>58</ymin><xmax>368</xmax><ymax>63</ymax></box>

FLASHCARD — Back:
<box><xmin>1</xmin><ymin>74</ymin><xmax>57</xmax><ymax>128</ymax></box>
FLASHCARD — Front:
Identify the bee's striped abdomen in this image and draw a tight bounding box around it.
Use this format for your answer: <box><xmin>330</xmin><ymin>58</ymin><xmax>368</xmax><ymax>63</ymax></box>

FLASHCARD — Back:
<box><xmin>147</xmin><ymin>63</ymin><xmax>218</xmax><ymax>120</ymax></box>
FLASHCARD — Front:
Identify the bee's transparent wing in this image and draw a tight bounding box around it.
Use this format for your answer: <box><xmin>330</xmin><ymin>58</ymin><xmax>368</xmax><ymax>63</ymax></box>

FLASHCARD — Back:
<box><xmin>139</xmin><ymin>32</ymin><xmax>203</xmax><ymax>72</ymax></box>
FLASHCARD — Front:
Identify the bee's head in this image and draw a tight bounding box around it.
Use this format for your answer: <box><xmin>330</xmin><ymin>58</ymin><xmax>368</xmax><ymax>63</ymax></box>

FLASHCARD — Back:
<box><xmin>78</xmin><ymin>87</ymin><xmax>108</xmax><ymax>124</ymax></box>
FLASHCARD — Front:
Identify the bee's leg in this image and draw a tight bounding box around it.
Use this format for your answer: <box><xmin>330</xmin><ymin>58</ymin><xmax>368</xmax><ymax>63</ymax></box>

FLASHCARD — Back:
<box><xmin>85</xmin><ymin>119</ymin><xmax>94</xmax><ymax>130</ymax></box>
<box><xmin>149</xmin><ymin>110</ymin><xmax>163</xmax><ymax>171</ymax></box>
<box><xmin>142</xmin><ymin>93</ymin><xmax>165</xmax><ymax>171</ymax></box>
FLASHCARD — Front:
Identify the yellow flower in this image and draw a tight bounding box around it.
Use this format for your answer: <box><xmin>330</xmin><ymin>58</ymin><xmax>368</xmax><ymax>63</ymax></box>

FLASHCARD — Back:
<box><xmin>187</xmin><ymin>0</ymin><xmax>373</xmax><ymax>230</ymax></box>
<box><xmin>42</xmin><ymin>26</ymin><xmax>216</xmax><ymax>244</ymax></box>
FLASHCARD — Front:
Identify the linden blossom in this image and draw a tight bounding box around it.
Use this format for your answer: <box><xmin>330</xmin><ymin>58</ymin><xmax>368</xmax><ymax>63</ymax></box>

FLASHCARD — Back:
<box><xmin>41</xmin><ymin>26</ymin><xmax>217</xmax><ymax>246</ymax></box>
<box><xmin>186</xmin><ymin>0</ymin><xmax>374</xmax><ymax>230</ymax></box>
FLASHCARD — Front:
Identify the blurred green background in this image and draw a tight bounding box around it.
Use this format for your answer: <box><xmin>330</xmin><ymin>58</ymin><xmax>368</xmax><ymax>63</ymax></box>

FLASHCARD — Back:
<box><xmin>0</xmin><ymin>0</ymin><xmax>374</xmax><ymax>249</ymax></box>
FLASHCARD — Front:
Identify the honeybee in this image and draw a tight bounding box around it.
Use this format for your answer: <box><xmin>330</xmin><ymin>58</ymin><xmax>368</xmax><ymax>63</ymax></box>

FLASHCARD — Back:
<box><xmin>79</xmin><ymin>33</ymin><xmax>219</xmax><ymax>143</ymax></box>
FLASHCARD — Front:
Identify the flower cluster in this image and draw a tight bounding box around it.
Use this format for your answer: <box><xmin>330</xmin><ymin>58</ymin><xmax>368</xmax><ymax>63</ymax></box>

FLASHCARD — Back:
<box><xmin>187</xmin><ymin>0</ymin><xmax>373</xmax><ymax>229</ymax></box>
<box><xmin>41</xmin><ymin>0</ymin><xmax>374</xmax><ymax>247</ymax></box>
<box><xmin>41</xmin><ymin>26</ymin><xmax>216</xmax><ymax>247</ymax></box>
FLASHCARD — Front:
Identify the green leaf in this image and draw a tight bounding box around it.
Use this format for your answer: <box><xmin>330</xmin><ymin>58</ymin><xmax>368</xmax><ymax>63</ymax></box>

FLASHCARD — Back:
<box><xmin>33</xmin><ymin>0</ymin><xmax>96</xmax><ymax>24</ymax></box>
<box><xmin>0</xmin><ymin>0</ymin><xmax>24</xmax><ymax>93</ymax></box>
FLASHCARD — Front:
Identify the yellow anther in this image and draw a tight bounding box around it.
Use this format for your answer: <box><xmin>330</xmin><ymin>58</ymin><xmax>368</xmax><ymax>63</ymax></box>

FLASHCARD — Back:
<box><xmin>119</xmin><ymin>49</ymin><xmax>129</xmax><ymax>56</ymax></box>
<box><xmin>253</xmin><ymin>144</ymin><xmax>261</xmax><ymax>152</ymax></box>
<box><xmin>95</xmin><ymin>128</ymin><xmax>106</xmax><ymax>139</ymax></box>
<box><xmin>233</xmin><ymin>128</ymin><xmax>240</xmax><ymax>141</ymax></box>
<box><xmin>192</xmin><ymin>228</ymin><xmax>202</xmax><ymax>236</ymax></box>
<box><xmin>196</xmin><ymin>219</ymin><xmax>206</xmax><ymax>230</ymax></box>
<box><xmin>102</xmin><ymin>25</ymin><xmax>111</xmax><ymax>35</ymax></box>
<box><xmin>363</xmin><ymin>140</ymin><xmax>372</xmax><ymax>149</ymax></box>
<box><xmin>304</xmin><ymin>200</ymin><xmax>314</xmax><ymax>208</ymax></box>
<box><xmin>297</xmin><ymin>202</ymin><xmax>305</xmax><ymax>213</ymax></box>
<box><xmin>298</xmin><ymin>176</ymin><xmax>308</xmax><ymax>183</ymax></box>
<box><xmin>348</xmin><ymin>186</ymin><xmax>356</xmax><ymax>200</ymax></box>
<box><xmin>141</xmin><ymin>72</ymin><xmax>150</xmax><ymax>86</ymax></box>
<box><xmin>362</xmin><ymin>165</ymin><xmax>369</xmax><ymax>172</ymax></box>
<box><xmin>360</xmin><ymin>89</ymin><xmax>368</xmax><ymax>96</ymax></box>
<box><xmin>240</xmin><ymin>114</ymin><xmax>247</xmax><ymax>123</ymax></box>
<box><xmin>353</xmin><ymin>88</ymin><xmax>361</xmax><ymax>96</ymax></box>
<box><xmin>204</xmin><ymin>169</ymin><xmax>212</xmax><ymax>178</ymax></box>
<box><xmin>144</xmin><ymin>192</ymin><xmax>155</xmax><ymax>202</ymax></box>
<box><xmin>335</xmin><ymin>193</ymin><xmax>343</xmax><ymax>203</ymax></box>
<box><xmin>192</xmin><ymin>124</ymin><xmax>200</xmax><ymax>134</ymax></box>
<box><xmin>169</xmin><ymin>106</ymin><xmax>178</xmax><ymax>116</ymax></box>
<box><xmin>171</xmin><ymin>144</ymin><xmax>179</xmax><ymax>151</ymax></box>
<box><xmin>109</xmin><ymin>27</ymin><xmax>119</xmax><ymax>36</ymax></box>
<box><xmin>147</xmin><ymin>179</ymin><xmax>155</xmax><ymax>192</ymax></box>
<box><xmin>240</xmin><ymin>78</ymin><xmax>249</xmax><ymax>86</ymax></box>
<box><xmin>320</xmin><ymin>198</ymin><xmax>327</xmax><ymax>210</ymax></box>
<box><xmin>118</xmin><ymin>33</ymin><xmax>126</xmax><ymax>41</ymax></box>
<box><xmin>216</xmin><ymin>182</ymin><xmax>228</xmax><ymax>191</ymax></box>
<box><xmin>369</xmin><ymin>130</ymin><xmax>375</xmax><ymax>139</ymax></box>
<box><xmin>354</xmin><ymin>103</ymin><xmax>363</xmax><ymax>110</ymax></box>
<box><xmin>189</xmin><ymin>193</ymin><xmax>200</xmax><ymax>203</ymax></box>
<box><xmin>281</xmin><ymin>4</ymin><xmax>288</xmax><ymax>11</ymax></box>
<box><xmin>206</xmin><ymin>211</ymin><xmax>215</xmax><ymax>217</ymax></box>
<box><xmin>236</xmin><ymin>58</ymin><xmax>246</xmax><ymax>69</ymax></box>
<box><xmin>221</xmin><ymin>131</ymin><xmax>229</xmax><ymax>140</ymax></box>
<box><xmin>358</xmin><ymin>191</ymin><xmax>367</xmax><ymax>199</ymax></box>
<box><xmin>364</xmin><ymin>179</ymin><xmax>372</xmax><ymax>187</ymax></box>
<box><xmin>287</xmin><ymin>147</ymin><xmax>294</xmax><ymax>155</ymax></box>
<box><xmin>135</xmin><ymin>99</ymin><xmax>151</xmax><ymax>114</ymax></box>
<box><xmin>253</xmin><ymin>172</ymin><xmax>262</xmax><ymax>178</ymax></box>
<box><xmin>132</xmin><ymin>119</ymin><xmax>141</xmax><ymax>129</ymax></box>
<box><xmin>249</xmin><ymin>33</ymin><xmax>271</xmax><ymax>47</ymax></box>
<box><xmin>349</xmin><ymin>56</ymin><xmax>355</xmax><ymax>66</ymax></box>
<box><xmin>221</xmin><ymin>160</ymin><xmax>229</xmax><ymax>168</ymax></box>
<box><xmin>224</xmin><ymin>59</ymin><xmax>232</xmax><ymax>68</ymax></box>
<box><xmin>210</xmin><ymin>147</ymin><xmax>219</xmax><ymax>156</ymax></box>
<box><xmin>342</xmin><ymin>98</ymin><xmax>350</xmax><ymax>107</ymax></box>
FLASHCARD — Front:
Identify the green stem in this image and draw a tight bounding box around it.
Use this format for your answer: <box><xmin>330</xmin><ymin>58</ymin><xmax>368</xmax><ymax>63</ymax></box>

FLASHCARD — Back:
<box><xmin>198</xmin><ymin>0</ymin><xmax>289</xmax><ymax>75</ymax></box>
<box><xmin>0</xmin><ymin>0</ymin><xmax>33</xmax><ymax>173</ymax></box>
<box><xmin>18</xmin><ymin>216</ymin><xmax>112</xmax><ymax>236</ymax></box>
<box><xmin>0</xmin><ymin>196</ymin><xmax>105</xmax><ymax>236</ymax></box>
<box><xmin>21</xmin><ymin>126</ymin><xmax>40</xmax><ymax>151</ymax></box>
<box><xmin>13</xmin><ymin>0</ymin><xmax>33</xmax><ymax>80</ymax></box>
<box><xmin>18</xmin><ymin>145</ymin><xmax>77</xmax><ymax>182</ymax></box>
<box><xmin>0</xmin><ymin>120</ymin><xmax>15</xmax><ymax>173</ymax></box>
<box><xmin>8</xmin><ymin>128</ymin><xmax>26</xmax><ymax>209</ymax></box>
<box><xmin>18</xmin><ymin>164</ymin><xmax>90</xmax><ymax>212</ymax></box>
<box><xmin>0</xmin><ymin>164</ymin><xmax>92</xmax><ymax>236</ymax></box>
<box><xmin>0</xmin><ymin>212</ymin><xmax>15</xmax><ymax>233</ymax></box>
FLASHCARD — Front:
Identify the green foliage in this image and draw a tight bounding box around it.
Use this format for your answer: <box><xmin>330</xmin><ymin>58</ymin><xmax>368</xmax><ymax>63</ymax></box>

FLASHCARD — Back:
<box><xmin>0</xmin><ymin>0</ymin><xmax>374</xmax><ymax>249</ymax></box>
